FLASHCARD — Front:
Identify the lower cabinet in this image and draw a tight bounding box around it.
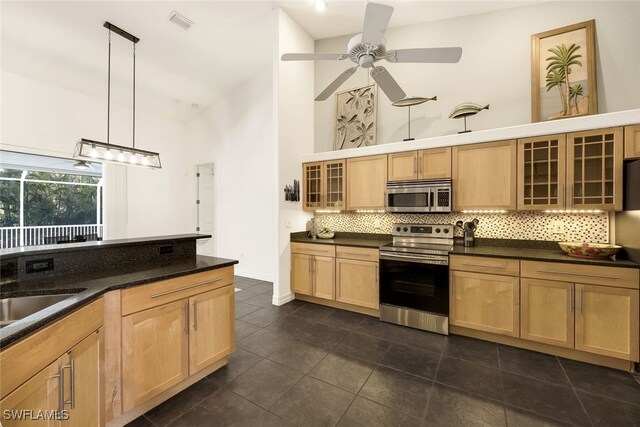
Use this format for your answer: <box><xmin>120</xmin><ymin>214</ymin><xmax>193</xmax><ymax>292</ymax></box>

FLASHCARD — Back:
<box><xmin>336</xmin><ymin>258</ymin><xmax>379</xmax><ymax>309</ymax></box>
<box><xmin>63</xmin><ymin>331</ymin><xmax>102</xmax><ymax>427</ymax></box>
<box><xmin>450</xmin><ymin>270</ymin><xmax>520</xmax><ymax>337</ymax></box>
<box><xmin>521</xmin><ymin>279</ymin><xmax>574</xmax><ymax>348</ymax></box>
<box><xmin>575</xmin><ymin>284</ymin><xmax>639</xmax><ymax>361</ymax></box>
<box><xmin>122</xmin><ymin>300</ymin><xmax>189</xmax><ymax>411</ymax></box>
<box><xmin>291</xmin><ymin>243</ymin><xmax>379</xmax><ymax>311</ymax></box>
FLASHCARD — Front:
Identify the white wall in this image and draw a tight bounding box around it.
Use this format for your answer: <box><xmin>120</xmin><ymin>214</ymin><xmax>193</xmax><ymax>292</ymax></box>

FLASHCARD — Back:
<box><xmin>185</xmin><ymin>69</ymin><xmax>275</xmax><ymax>281</ymax></box>
<box><xmin>0</xmin><ymin>71</ymin><xmax>191</xmax><ymax>238</ymax></box>
<box><xmin>315</xmin><ymin>1</ymin><xmax>640</xmax><ymax>152</ymax></box>
<box><xmin>274</xmin><ymin>9</ymin><xmax>315</xmax><ymax>304</ymax></box>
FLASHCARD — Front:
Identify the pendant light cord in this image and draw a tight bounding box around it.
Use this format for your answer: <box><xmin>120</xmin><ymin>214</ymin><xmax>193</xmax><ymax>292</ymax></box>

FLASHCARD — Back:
<box><xmin>107</xmin><ymin>30</ymin><xmax>111</xmax><ymax>144</ymax></box>
<box><xmin>132</xmin><ymin>42</ymin><xmax>136</xmax><ymax>149</ymax></box>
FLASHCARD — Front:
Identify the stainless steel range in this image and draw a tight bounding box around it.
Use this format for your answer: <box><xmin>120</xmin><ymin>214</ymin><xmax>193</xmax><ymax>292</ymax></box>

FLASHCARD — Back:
<box><xmin>379</xmin><ymin>223</ymin><xmax>453</xmax><ymax>335</ymax></box>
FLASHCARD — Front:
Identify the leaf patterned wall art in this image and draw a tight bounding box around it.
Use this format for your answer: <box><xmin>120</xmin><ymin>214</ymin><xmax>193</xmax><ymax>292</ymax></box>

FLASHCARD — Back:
<box><xmin>334</xmin><ymin>84</ymin><xmax>377</xmax><ymax>150</ymax></box>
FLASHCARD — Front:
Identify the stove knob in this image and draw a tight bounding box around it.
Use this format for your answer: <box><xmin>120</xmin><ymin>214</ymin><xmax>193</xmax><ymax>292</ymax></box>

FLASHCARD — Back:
<box><xmin>396</xmin><ymin>227</ymin><xmax>401</xmax><ymax>232</ymax></box>
<box><xmin>443</xmin><ymin>228</ymin><xmax>450</xmax><ymax>234</ymax></box>
<box><xmin>435</xmin><ymin>228</ymin><xmax>441</xmax><ymax>233</ymax></box>
<box><xmin>403</xmin><ymin>227</ymin><xmax>408</xmax><ymax>232</ymax></box>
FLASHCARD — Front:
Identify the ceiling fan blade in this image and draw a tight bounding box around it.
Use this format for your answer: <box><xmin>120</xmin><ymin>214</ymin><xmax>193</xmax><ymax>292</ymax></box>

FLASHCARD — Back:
<box><xmin>386</xmin><ymin>47</ymin><xmax>463</xmax><ymax>63</ymax></box>
<box><xmin>281</xmin><ymin>53</ymin><xmax>348</xmax><ymax>61</ymax></box>
<box><xmin>315</xmin><ymin>67</ymin><xmax>359</xmax><ymax>101</ymax></box>
<box><xmin>361</xmin><ymin>2</ymin><xmax>393</xmax><ymax>46</ymax></box>
<box><xmin>370</xmin><ymin>66</ymin><xmax>406</xmax><ymax>102</ymax></box>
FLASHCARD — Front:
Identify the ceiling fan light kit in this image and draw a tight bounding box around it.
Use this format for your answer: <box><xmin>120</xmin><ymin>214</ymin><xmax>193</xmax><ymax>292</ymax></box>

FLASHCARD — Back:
<box><xmin>74</xmin><ymin>21</ymin><xmax>162</xmax><ymax>169</ymax></box>
<box><xmin>281</xmin><ymin>2</ymin><xmax>463</xmax><ymax>103</ymax></box>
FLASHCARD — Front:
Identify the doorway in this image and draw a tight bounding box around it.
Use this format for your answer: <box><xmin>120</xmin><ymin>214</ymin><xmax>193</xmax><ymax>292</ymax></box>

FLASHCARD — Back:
<box><xmin>195</xmin><ymin>163</ymin><xmax>215</xmax><ymax>257</ymax></box>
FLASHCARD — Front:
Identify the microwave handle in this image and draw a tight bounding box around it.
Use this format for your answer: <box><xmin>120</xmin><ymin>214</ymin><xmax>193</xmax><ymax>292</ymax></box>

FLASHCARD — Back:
<box><xmin>429</xmin><ymin>189</ymin><xmax>434</xmax><ymax>209</ymax></box>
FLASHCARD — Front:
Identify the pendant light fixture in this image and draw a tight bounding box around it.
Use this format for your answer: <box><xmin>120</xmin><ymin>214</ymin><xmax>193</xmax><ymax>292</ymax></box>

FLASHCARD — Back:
<box><xmin>74</xmin><ymin>22</ymin><xmax>161</xmax><ymax>169</ymax></box>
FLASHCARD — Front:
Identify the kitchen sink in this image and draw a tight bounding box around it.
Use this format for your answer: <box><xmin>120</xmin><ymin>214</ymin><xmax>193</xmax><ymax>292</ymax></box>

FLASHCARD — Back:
<box><xmin>0</xmin><ymin>293</ymin><xmax>79</xmax><ymax>328</ymax></box>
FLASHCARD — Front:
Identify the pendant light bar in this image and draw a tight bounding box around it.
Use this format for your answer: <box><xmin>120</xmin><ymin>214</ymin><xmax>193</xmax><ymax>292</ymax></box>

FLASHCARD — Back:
<box><xmin>75</xmin><ymin>21</ymin><xmax>161</xmax><ymax>169</ymax></box>
<box><xmin>75</xmin><ymin>139</ymin><xmax>161</xmax><ymax>168</ymax></box>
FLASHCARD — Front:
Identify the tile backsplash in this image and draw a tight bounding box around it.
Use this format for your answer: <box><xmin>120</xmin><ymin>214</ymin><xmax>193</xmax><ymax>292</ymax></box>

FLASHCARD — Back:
<box><xmin>314</xmin><ymin>212</ymin><xmax>609</xmax><ymax>243</ymax></box>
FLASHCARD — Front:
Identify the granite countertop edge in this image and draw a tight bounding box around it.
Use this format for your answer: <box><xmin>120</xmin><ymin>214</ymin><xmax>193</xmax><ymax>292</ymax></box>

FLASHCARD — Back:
<box><xmin>290</xmin><ymin>237</ymin><xmax>392</xmax><ymax>249</ymax></box>
<box><xmin>0</xmin><ymin>255</ymin><xmax>238</xmax><ymax>348</ymax></box>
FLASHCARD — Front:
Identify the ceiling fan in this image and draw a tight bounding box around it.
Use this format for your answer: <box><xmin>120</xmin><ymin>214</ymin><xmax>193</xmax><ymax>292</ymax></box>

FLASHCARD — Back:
<box><xmin>281</xmin><ymin>2</ymin><xmax>463</xmax><ymax>102</ymax></box>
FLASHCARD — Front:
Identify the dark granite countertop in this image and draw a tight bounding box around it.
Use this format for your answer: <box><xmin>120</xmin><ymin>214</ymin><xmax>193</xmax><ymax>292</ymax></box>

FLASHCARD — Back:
<box><xmin>0</xmin><ymin>233</ymin><xmax>212</xmax><ymax>259</ymax></box>
<box><xmin>0</xmin><ymin>255</ymin><xmax>238</xmax><ymax>348</ymax></box>
<box><xmin>291</xmin><ymin>236</ymin><xmax>392</xmax><ymax>249</ymax></box>
<box><xmin>450</xmin><ymin>245</ymin><xmax>639</xmax><ymax>269</ymax></box>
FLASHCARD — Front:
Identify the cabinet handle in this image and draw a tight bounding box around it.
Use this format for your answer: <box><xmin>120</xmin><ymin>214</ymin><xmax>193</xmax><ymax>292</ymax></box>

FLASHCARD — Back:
<box><xmin>414</xmin><ymin>157</ymin><xmax>417</xmax><ymax>175</ymax></box>
<box><xmin>579</xmin><ymin>287</ymin><xmax>584</xmax><ymax>314</ymax></box>
<box><xmin>560</xmin><ymin>184</ymin><xmax>565</xmax><ymax>207</ymax></box>
<box><xmin>462</xmin><ymin>263</ymin><xmax>502</xmax><ymax>269</ymax></box>
<box><xmin>184</xmin><ymin>302</ymin><xmax>190</xmax><ymax>334</ymax></box>
<box><xmin>340</xmin><ymin>252</ymin><xmax>369</xmax><ymax>258</ymax></box>
<box><xmin>151</xmin><ymin>278</ymin><xmax>222</xmax><ymax>298</ymax></box>
<box><xmin>375</xmin><ymin>265</ymin><xmax>379</xmax><ymax>285</ymax></box>
<box><xmin>193</xmin><ymin>301</ymin><xmax>198</xmax><ymax>331</ymax></box>
<box><xmin>52</xmin><ymin>369</ymin><xmax>64</xmax><ymax>415</ymax></box>
<box><xmin>418</xmin><ymin>155</ymin><xmax>422</xmax><ymax>176</ymax></box>
<box><xmin>536</xmin><ymin>270</ymin><xmax>620</xmax><ymax>280</ymax></box>
<box><xmin>62</xmin><ymin>360</ymin><xmax>76</xmax><ymax>409</ymax></box>
<box><xmin>570</xmin><ymin>288</ymin><xmax>574</xmax><ymax>312</ymax></box>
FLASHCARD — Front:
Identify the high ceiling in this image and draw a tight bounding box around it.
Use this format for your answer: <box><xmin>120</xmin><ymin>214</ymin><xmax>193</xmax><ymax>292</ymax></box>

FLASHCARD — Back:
<box><xmin>1</xmin><ymin>1</ymin><xmax>539</xmax><ymax>123</ymax></box>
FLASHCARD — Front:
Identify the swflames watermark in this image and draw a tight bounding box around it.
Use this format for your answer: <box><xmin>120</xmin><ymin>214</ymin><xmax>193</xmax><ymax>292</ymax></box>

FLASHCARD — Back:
<box><xmin>2</xmin><ymin>409</ymin><xmax>69</xmax><ymax>421</ymax></box>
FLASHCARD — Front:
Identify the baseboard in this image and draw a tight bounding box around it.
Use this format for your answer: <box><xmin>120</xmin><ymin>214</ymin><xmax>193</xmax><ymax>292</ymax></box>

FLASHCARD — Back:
<box><xmin>234</xmin><ymin>269</ymin><xmax>273</xmax><ymax>282</ymax></box>
<box><xmin>273</xmin><ymin>292</ymin><xmax>295</xmax><ymax>306</ymax></box>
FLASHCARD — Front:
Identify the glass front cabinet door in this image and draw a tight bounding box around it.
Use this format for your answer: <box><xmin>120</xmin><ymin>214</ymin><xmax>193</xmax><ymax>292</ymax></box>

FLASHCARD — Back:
<box><xmin>302</xmin><ymin>160</ymin><xmax>346</xmax><ymax>211</ymax></box>
<box><xmin>567</xmin><ymin>127</ymin><xmax>623</xmax><ymax>211</ymax></box>
<box><xmin>518</xmin><ymin>134</ymin><xmax>566</xmax><ymax>210</ymax></box>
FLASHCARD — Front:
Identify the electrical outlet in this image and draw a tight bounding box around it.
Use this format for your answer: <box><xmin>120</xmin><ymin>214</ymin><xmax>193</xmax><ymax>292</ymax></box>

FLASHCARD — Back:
<box><xmin>551</xmin><ymin>220</ymin><xmax>565</xmax><ymax>234</ymax></box>
<box><xmin>285</xmin><ymin>220</ymin><xmax>291</xmax><ymax>229</ymax></box>
<box><xmin>374</xmin><ymin>218</ymin><xmax>381</xmax><ymax>229</ymax></box>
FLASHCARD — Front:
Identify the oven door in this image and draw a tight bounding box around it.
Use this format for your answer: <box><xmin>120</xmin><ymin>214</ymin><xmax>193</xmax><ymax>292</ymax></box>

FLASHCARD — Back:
<box><xmin>385</xmin><ymin>187</ymin><xmax>432</xmax><ymax>212</ymax></box>
<box><xmin>379</xmin><ymin>256</ymin><xmax>449</xmax><ymax>316</ymax></box>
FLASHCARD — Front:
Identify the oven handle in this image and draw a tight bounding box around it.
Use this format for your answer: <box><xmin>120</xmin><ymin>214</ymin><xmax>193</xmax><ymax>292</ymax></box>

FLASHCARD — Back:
<box><xmin>380</xmin><ymin>253</ymin><xmax>448</xmax><ymax>265</ymax></box>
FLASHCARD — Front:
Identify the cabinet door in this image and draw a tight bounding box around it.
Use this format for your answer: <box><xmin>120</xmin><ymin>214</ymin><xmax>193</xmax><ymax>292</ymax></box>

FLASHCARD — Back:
<box><xmin>0</xmin><ymin>361</ymin><xmax>61</xmax><ymax>427</ymax></box>
<box><xmin>418</xmin><ymin>147</ymin><xmax>451</xmax><ymax>179</ymax></box>
<box><xmin>302</xmin><ymin>162</ymin><xmax>324</xmax><ymax>211</ymax></box>
<box><xmin>567</xmin><ymin>127</ymin><xmax>623</xmax><ymax>210</ymax></box>
<box><xmin>336</xmin><ymin>258</ymin><xmax>378</xmax><ymax>309</ymax></box>
<box><xmin>624</xmin><ymin>125</ymin><xmax>640</xmax><ymax>160</ymax></box>
<box><xmin>291</xmin><ymin>253</ymin><xmax>313</xmax><ymax>295</ymax></box>
<box><xmin>313</xmin><ymin>256</ymin><xmax>336</xmax><ymax>300</ymax></box>
<box><xmin>387</xmin><ymin>151</ymin><xmax>417</xmax><ymax>181</ymax></box>
<box><xmin>521</xmin><ymin>279</ymin><xmax>574</xmax><ymax>348</ymax></box>
<box><xmin>122</xmin><ymin>300</ymin><xmax>189</xmax><ymax>412</ymax></box>
<box><xmin>323</xmin><ymin>160</ymin><xmax>346</xmax><ymax>209</ymax></box>
<box><xmin>347</xmin><ymin>155</ymin><xmax>387</xmax><ymax>209</ymax></box>
<box><xmin>62</xmin><ymin>331</ymin><xmax>102</xmax><ymax>427</ymax></box>
<box><xmin>189</xmin><ymin>286</ymin><xmax>235</xmax><ymax>375</ymax></box>
<box><xmin>575</xmin><ymin>284</ymin><xmax>639</xmax><ymax>361</ymax></box>
<box><xmin>518</xmin><ymin>134</ymin><xmax>566</xmax><ymax>210</ymax></box>
<box><xmin>450</xmin><ymin>270</ymin><xmax>520</xmax><ymax>337</ymax></box>
<box><xmin>452</xmin><ymin>140</ymin><xmax>517</xmax><ymax>210</ymax></box>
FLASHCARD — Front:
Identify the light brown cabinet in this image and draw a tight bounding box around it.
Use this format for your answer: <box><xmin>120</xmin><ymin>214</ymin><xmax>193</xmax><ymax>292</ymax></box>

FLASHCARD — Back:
<box><xmin>387</xmin><ymin>148</ymin><xmax>452</xmax><ymax>182</ymax></box>
<box><xmin>575</xmin><ymin>284</ymin><xmax>639</xmax><ymax>361</ymax></box>
<box><xmin>520</xmin><ymin>278</ymin><xmax>574</xmax><ymax>348</ymax></box>
<box><xmin>346</xmin><ymin>155</ymin><xmax>387</xmax><ymax>210</ymax></box>
<box><xmin>188</xmin><ymin>287</ymin><xmax>235</xmax><ymax>376</ymax></box>
<box><xmin>302</xmin><ymin>160</ymin><xmax>346</xmax><ymax>211</ymax></box>
<box><xmin>290</xmin><ymin>252</ymin><xmax>335</xmax><ymax>300</ymax></box>
<box><xmin>63</xmin><ymin>331</ymin><xmax>102</xmax><ymax>427</ymax></box>
<box><xmin>518</xmin><ymin>134</ymin><xmax>567</xmax><ymax>210</ymax></box>
<box><xmin>336</xmin><ymin>257</ymin><xmax>379</xmax><ymax>309</ymax></box>
<box><xmin>449</xmin><ymin>270</ymin><xmax>520</xmax><ymax>337</ymax></box>
<box><xmin>452</xmin><ymin>140</ymin><xmax>517</xmax><ymax>210</ymax></box>
<box><xmin>567</xmin><ymin>127</ymin><xmax>623</xmax><ymax>210</ymax></box>
<box><xmin>291</xmin><ymin>253</ymin><xmax>313</xmax><ymax>295</ymax></box>
<box><xmin>624</xmin><ymin>125</ymin><xmax>640</xmax><ymax>159</ymax></box>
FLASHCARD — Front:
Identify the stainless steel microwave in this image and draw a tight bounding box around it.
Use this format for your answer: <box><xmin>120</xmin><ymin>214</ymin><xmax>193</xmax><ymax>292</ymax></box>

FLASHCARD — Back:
<box><xmin>385</xmin><ymin>179</ymin><xmax>452</xmax><ymax>213</ymax></box>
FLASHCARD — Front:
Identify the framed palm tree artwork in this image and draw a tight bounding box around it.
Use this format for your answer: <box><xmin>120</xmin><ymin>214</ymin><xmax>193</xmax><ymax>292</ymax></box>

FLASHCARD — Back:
<box><xmin>531</xmin><ymin>20</ymin><xmax>597</xmax><ymax>122</ymax></box>
<box><xmin>333</xmin><ymin>84</ymin><xmax>377</xmax><ymax>150</ymax></box>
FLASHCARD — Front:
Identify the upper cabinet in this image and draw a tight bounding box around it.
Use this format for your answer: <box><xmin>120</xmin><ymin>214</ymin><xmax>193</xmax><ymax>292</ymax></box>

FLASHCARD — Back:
<box><xmin>302</xmin><ymin>160</ymin><xmax>346</xmax><ymax>211</ymax></box>
<box><xmin>624</xmin><ymin>124</ymin><xmax>640</xmax><ymax>159</ymax></box>
<box><xmin>387</xmin><ymin>148</ymin><xmax>451</xmax><ymax>182</ymax></box>
<box><xmin>452</xmin><ymin>140</ymin><xmax>517</xmax><ymax>211</ymax></box>
<box><xmin>567</xmin><ymin>127</ymin><xmax>623</xmax><ymax>211</ymax></box>
<box><xmin>518</xmin><ymin>134</ymin><xmax>566</xmax><ymax>210</ymax></box>
<box><xmin>347</xmin><ymin>155</ymin><xmax>387</xmax><ymax>210</ymax></box>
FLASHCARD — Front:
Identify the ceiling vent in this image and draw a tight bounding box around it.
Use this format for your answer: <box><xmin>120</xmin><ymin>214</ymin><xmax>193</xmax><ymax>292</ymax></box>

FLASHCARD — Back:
<box><xmin>169</xmin><ymin>11</ymin><xmax>194</xmax><ymax>30</ymax></box>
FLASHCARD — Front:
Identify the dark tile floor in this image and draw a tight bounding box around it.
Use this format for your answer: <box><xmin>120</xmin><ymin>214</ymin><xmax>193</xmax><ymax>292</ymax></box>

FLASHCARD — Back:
<box><xmin>128</xmin><ymin>276</ymin><xmax>640</xmax><ymax>427</ymax></box>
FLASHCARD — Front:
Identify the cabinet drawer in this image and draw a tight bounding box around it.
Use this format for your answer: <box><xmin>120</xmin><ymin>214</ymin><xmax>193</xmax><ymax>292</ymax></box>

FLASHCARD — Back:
<box><xmin>336</xmin><ymin>246</ymin><xmax>379</xmax><ymax>262</ymax></box>
<box><xmin>521</xmin><ymin>261</ymin><xmax>639</xmax><ymax>289</ymax></box>
<box><xmin>450</xmin><ymin>255</ymin><xmax>520</xmax><ymax>276</ymax></box>
<box><xmin>121</xmin><ymin>267</ymin><xmax>234</xmax><ymax>316</ymax></box>
<box><xmin>291</xmin><ymin>242</ymin><xmax>336</xmax><ymax>257</ymax></box>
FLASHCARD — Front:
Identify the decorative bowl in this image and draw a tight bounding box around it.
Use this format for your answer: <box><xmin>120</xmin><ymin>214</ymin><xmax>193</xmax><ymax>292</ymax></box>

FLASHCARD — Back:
<box><xmin>318</xmin><ymin>232</ymin><xmax>335</xmax><ymax>239</ymax></box>
<box><xmin>558</xmin><ymin>242</ymin><xmax>622</xmax><ymax>259</ymax></box>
